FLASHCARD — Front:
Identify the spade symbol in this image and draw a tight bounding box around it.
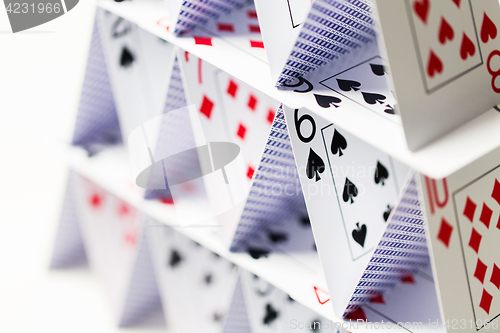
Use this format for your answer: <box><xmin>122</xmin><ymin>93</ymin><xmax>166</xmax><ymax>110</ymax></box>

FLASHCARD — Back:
<box><xmin>374</xmin><ymin>161</ymin><xmax>389</xmax><ymax>185</ymax></box>
<box><xmin>352</xmin><ymin>222</ymin><xmax>367</xmax><ymax>247</ymax></box>
<box><xmin>268</xmin><ymin>231</ymin><xmax>288</xmax><ymax>244</ymax></box>
<box><xmin>362</xmin><ymin>92</ymin><xmax>386</xmax><ymax>105</ymax></box>
<box><xmin>314</xmin><ymin>94</ymin><xmax>342</xmax><ymax>108</ymax></box>
<box><xmin>383</xmin><ymin>205</ymin><xmax>392</xmax><ymax>222</ymax></box>
<box><xmin>331</xmin><ymin>129</ymin><xmax>347</xmax><ymax>157</ymax></box>
<box><xmin>168</xmin><ymin>249</ymin><xmax>183</xmax><ymax>268</ymax></box>
<box><xmin>306</xmin><ymin>148</ymin><xmax>325</xmax><ymax>182</ymax></box>
<box><xmin>337</xmin><ymin>79</ymin><xmax>361</xmax><ymax>92</ymax></box>
<box><xmin>120</xmin><ymin>46</ymin><xmax>135</xmax><ymax>68</ymax></box>
<box><xmin>204</xmin><ymin>273</ymin><xmax>213</xmax><ymax>285</ymax></box>
<box><xmin>248</xmin><ymin>247</ymin><xmax>270</xmax><ymax>259</ymax></box>
<box><xmin>342</xmin><ymin>178</ymin><xmax>358</xmax><ymax>204</ymax></box>
<box><xmin>299</xmin><ymin>215</ymin><xmax>310</xmax><ymax>227</ymax></box>
<box><xmin>213</xmin><ymin>312</ymin><xmax>223</xmax><ymax>323</ymax></box>
<box><xmin>263</xmin><ymin>304</ymin><xmax>279</xmax><ymax>325</ymax></box>
<box><xmin>370</xmin><ymin>64</ymin><xmax>386</xmax><ymax>76</ymax></box>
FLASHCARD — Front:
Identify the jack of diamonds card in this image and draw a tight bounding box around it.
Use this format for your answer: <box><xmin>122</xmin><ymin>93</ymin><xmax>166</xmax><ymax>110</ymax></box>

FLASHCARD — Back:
<box><xmin>419</xmin><ymin>146</ymin><xmax>500</xmax><ymax>330</ymax></box>
<box><xmin>375</xmin><ymin>0</ymin><xmax>500</xmax><ymax>150</ymax></box>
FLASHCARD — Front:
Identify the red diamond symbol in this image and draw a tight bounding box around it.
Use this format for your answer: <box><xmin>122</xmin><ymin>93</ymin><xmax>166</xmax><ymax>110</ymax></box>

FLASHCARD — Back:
<box><xmin>437</xmin><ymin>218</ymin><xmax>453</xmax><ymax>248</ymax></box>
<box><xmin>90</xmin><ymin>193</ymin><xmax>102</xmax><ymax>208</ymax></box>
<box><xmin>247</xmin><ymin>166</ymin><xmax>255</xmax><ymax>179</ymax></box>
<box><xmin>474</xmin><ymin>258</ymin><xmax>488</xmax><ymax>284</ymax></box>
<box><xmin>463</xmin><ymin>197</ymin><xmax>477</xmax><ymax>222</ymax></box>
<box><xmin>479</xmin><ymin>203</ymin><xmax>493</xmax><ymax>229</ymax></box>
<box><xmin>491</xmin><ymin>264</ymin><xmax>500</xmax><ymax>289</ymax></box>
<box><xmin>401</xmin><ymin>274</ymin><xmax>416</xmax><ymax>284</ymax></box>
<box><xmin>194</xmin><ymin>36</ymin><xmax>213</xmax><ymax>46</ymax></box>
<box><xmin>492</xmin><ymin>179</ymin><xmax>500</xmax><ymax>205</ymax></box>
<box><xmin>247</xmin><ymin>94</ymin><xmax>257</xmax><ymax>110</ymax></box>
<box><xmin>227</xmin><ymin>80</ymin><xmax>238</xmax><ymax>98</ymax></box>
<box><xmin>370</xmin><ymin>294</ymin><xmax>385</xmax><ymax>304</ymax></box>
<box><xmin>200</xmin><ymin>96</ymin><xmax>214</xmax><ymax>119</ymax></box>
<box><xmin>248</xmin><ymin>24</ymin><xmax>261</xmax><ymax>33</ymax></box>
<box><xmin>160</xmin><ymin>197</ymin><xmax>174</xmax><ymax>205</ymax></box>
<box><xmin>250</xmin><ymin>40</ymin><xmax>265</xmax><ymax>48</ymax></box>
<box><xmin>237</xmin><ymin>123</ymin><xmax>246</xmax><ymax>139</ymax></box>
<box><xmin>217</xmin><ymin>22</ymin><xmax>234</xmax><ymax>32</ymax></box>
<box><xmin>469</xmin><ymin>228</ymin><xmax>482</xmax><ymax>253</ymax></box>
<box><xmin>118</xmin><ymin>202</ymin><xmax>130</xmax><ymax>217</ymax></box>
<box><xmin>497</xmin><ymin>215</ymin><xmax>500</xmax><ymax>230</ymax></box>
<box><xmin>479</xmin><ymin>289</ymin><xmax>493</xmax><ymax>314</ymax></box>
<box><xmin>267</xmin><ymin>109</ymin><xmax>275</xmax><ymax>124</ymax></box>
<box><xmin>247</xmin><ymin>10</ymin><xmax>258</xmax><ymax>19</ymax></box>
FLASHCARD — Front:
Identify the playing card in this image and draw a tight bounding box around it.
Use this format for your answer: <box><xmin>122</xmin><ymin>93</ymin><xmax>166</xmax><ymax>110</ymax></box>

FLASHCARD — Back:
<box><xmin>256</xmin><ymin>0</ymin><xmax>377</xmax><ymax>86</ymax></box>
<box><xmin>344</xmin><ymin>174</ymin><xmax>431</xmax><ymax>317</ymax></box>
<box><xmin>241</xmin><ymin>270</ymin><xmax>288</xmax><ymax>332</ymax></box>
<box><xmin>197</xmin><ymin>2</ymin><xmax>268</xmax><ymax>63</ymax></box>
<box><xmin>144</xmin><ymin>53</ymin><xmax>188</xmax><ymax>201</ymax></box>
<box><xmin>241</xmin><ymin>269</ymin><xmax>347</xmax><ymax>332</ymax></box>
<box><xmin>229</xmin><ymin>106</ymin><xmax>315</xmax><ymax>260</ymax></box>
<box><xmin>420</xmin><ymin>145</ymin><xmax>500</xmax><ymax>330</ymax></box>
<box><xmin>50</xmin><ymin>171</ymin><xmax>87</xmax><ymax>268</ymax></box>
<box><xmin>222</xmin><ymin>274</ymin><xmax>252</xmax><ymax>333</ymax></box>
<box><xmin>376</xmin><ymin>0</ymin><xmax>500</xmax><ymax>149</ymax></box>
<box><xmin>284</xmin><ymin>105</ymin><xmax>420</xmax><ymax>317</ymax></box>
<box><xmin>352</xmin><ymin>267</ymin><xmax>445</xmax><ymax>332</ymax></box>
<box><xmin>71</xmin><ymin>18</ymin><xmax>122</xmax><ymax>155</ymax></box>
<box><xmin>178</xmin><ymin>51</ymin><xmax>279</xmax><ymax>234</ymax></box>
<box><xmin>319</xmin><ymin>56</ymin><xmax>397</xmax><ymax>117</ymax></box>
<box><xmin>146</xmin><ymin>218</ymin><xmax>239</xmax><ymax>333</ymax></box>
<box><xmin>73</xmin><ymin>174</ymin><xmax>160</xmax><ymax>326</ymax></box>
<box><xmin>97</xmin><ymin>10</ymin><xmax>159</xmax><ymax>142</ymax></box>
<box><xmin>136</xmin><ymin>27</ymin><xmax>176</xmax><ymax>117</ymax></box>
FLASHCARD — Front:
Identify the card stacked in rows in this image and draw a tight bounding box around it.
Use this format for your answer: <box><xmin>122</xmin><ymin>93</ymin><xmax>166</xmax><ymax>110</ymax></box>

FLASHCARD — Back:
<box><xmin>166</xmin><ymin>0</ymin><xmax>500</xmax><ymax>151</ymax></box>
<box><xmin>65</xmin><ymin>2</ymin><xmax>500</xmax><ymax>331</ymax></box>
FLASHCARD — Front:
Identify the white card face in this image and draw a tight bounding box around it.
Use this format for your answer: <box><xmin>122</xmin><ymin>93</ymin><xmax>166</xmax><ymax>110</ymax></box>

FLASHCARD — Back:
<box><xmin>98</xmin><ymin>10</ymin><xmax>154</xmax><ymax>141</ymax></box>
<box><xmin>74</xmin><ymin>175</ymin><xmax>141</xmax><ymax>318</ymax></box>
<box><xmin>147</xmin><ymin>221</ymin><xmax>239</xmax><ymax>333</ymax></box>
<box><xmin>254</xmin><ymin>0</ymin><xmax>307</xmax><ymax>82</ymax></box>
<box><xmin>420</xmin><ymin>146</ymin><xmax>500</xmax><ymax>330</ymax></box>
<box><xmin>214</xmin><ymin>70</ymin><xmax>279</xmax><ymax>181</ymax></box>
<box><xmin>137</xmin><ymin>28</ymin><xmax>176</xmax><ymax>116</ymax></box>
<box><xmin>241</xmin><ymin>270</ymin><xmax>288</xmax><ymax>332</ymax></box>
<box><xmin>319</xmin><ymin>56</ymin><xmax>397</xmax><ymax>116</ymax></box>
<box><xmin>287</xmin><ymin>0</ymin><xmax>311</xmax><ymax>28</ymax></box>
<box><xmin>283</xmin><ymin>105</ymin><xmax>409</xmax><ymax>316</ymax></box>
<box><xmin>376</xmin><ymin>0</ymin><xmax>500</xmax><ymax>150</ymax></box>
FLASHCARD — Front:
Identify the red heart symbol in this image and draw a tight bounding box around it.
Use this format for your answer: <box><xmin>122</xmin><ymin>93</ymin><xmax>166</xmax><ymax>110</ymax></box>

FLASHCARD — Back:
<box><xmin>427</xmin><ymin>50</ymin><xmax>443</xmax><ymax>78</ymax></box>
<box><xmin>413</xmin><ymin>0</ymin><xmax>430</xmax><ymax>24</ymax></box>
<box><xmin>452</xmin><ymin>0</ymin><xmax>460</xmax><ymax>8</ymax></box>
<box><xmin>460</xmin><ymin>33</ymin><xmax>476</xmax><ymax>60</ymax></box>
<box><xmin>481</xmin><ymin>12</ymin><xmax>498</xmax><ymax>43</ymax></box>
<box><xmin>438</xmin><ymin>17</ymin><xmax>454</xmax><ymax>44</ymax></box>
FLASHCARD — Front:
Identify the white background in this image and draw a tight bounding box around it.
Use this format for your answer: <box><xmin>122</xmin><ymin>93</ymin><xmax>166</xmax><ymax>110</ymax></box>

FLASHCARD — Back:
<box><xmin>0</xmin><ymin>1</ymin><xmax>165</xmax><ymax>332</ymax></box>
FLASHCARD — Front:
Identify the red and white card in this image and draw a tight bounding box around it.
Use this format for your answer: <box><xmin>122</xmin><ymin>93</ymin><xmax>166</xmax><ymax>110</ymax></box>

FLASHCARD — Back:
<box><xmin>420</xmin><ymin>145</ymin><xmax>500</xmax><ymax>331</ymax></box>
<box><xmin>376</xmin><ymin>0</ymin><xmax>500</xmax><ymax>150</ymax></box>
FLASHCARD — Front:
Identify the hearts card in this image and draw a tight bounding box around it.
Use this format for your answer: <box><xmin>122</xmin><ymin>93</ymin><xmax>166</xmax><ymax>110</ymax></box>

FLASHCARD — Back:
<box><xmin>376</xmin><ymin>0</ymin><xmax>500</xmax><ymax>149</ymax></box>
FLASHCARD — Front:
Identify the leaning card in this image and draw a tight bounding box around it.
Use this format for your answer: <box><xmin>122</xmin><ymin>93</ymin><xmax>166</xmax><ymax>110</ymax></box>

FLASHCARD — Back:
<box><xmin>419</xmin><ymin>145</ymin><xmax>500</xmax><ymax>330</ymax></box>
<box><xmin>375</xmin><ymin>0</ymin><xmax>500</xmax><ymax>150</ymax></box>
